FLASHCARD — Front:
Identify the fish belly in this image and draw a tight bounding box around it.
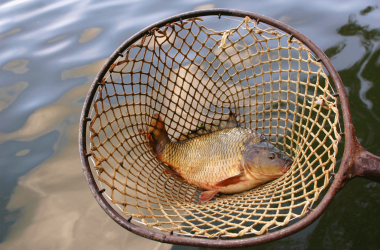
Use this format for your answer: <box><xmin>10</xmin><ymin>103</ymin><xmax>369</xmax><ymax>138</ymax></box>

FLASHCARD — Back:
<box><xmin>216</xmin><ymin>178</ymin><xmax>265</xmax><ymax>194</ymax></box>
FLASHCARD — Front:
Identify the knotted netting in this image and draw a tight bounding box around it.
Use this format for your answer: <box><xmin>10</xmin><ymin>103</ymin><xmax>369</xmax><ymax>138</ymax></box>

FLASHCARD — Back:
<box><xmin>87</xmin><ymin>16</ymin><xmax>341</xmax><ymax>238</ymax></box>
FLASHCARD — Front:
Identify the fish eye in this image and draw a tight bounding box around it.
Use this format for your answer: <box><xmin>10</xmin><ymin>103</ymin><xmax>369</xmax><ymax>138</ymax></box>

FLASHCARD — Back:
<box><xmin>268</xmin><ymin>152</ymin><xmax>276</xmax><ymax>160</ymax></box>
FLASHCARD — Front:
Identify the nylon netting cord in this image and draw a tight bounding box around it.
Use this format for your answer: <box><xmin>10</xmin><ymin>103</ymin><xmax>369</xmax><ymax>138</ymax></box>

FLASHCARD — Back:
<box><xmin>87</xmin><ymin>16</ymin><xmax>340</xmax><ymax>238</ymax></box>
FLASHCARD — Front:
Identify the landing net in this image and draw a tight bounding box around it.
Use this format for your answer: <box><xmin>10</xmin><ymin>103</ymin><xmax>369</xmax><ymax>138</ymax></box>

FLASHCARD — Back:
<box><xmin>87</xmin><ymin>16</ymin><xmax>341</xmax><ymax>238</ymax></box>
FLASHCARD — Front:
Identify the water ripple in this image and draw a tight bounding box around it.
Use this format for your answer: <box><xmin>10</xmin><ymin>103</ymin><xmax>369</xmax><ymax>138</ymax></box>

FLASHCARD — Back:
<box><xmin>1</xmin><ymin>0</ymin><xmax>380</xmax><ymax>249</ymax></box>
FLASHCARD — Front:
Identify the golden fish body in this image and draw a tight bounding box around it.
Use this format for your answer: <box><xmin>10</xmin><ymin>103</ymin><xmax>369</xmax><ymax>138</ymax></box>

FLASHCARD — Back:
<box><xmin>146</xmin><ymin>112</ymin><xmax>293</xmax><ymax>202</ymax></box>
<box><xmin>161</xmin><ymin>127</ymin><xmax>261</xmax><ymax>193</ymax></box>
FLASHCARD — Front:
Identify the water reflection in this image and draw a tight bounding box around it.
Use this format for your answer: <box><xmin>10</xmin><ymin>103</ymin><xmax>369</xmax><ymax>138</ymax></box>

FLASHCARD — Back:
<box><xmin>0</xmin><ymin>131</ymin><xmax>59</xmax><ymax>244</ymax></box>
<box><xmin>2</xmin><ymin>59</ymin><xmax>29</xmax><ymax>74</ymax></box>
<box><xmin>0</xmin><ymin>28</ymin><xmax>21</xmax><ymax>40</ymax></box>
<box><xmin>79</xmin><ymin>27</ymin><xmax>102</xmax><ymax>43</ymax></box>
<box><xmin>0</xmin><ymin>1</ymin><xmax>380</xmax><ymax>249</ymax></box>
<box><xmin>0</xmin><ymin>81</ymin><xmax>29</xmax><ymax>112</ymax></box>
<box><xmin>337</xmin><ymin>11</ymin><xmax>380</xmax><ymax>110</ymax></box>
<box><xmin>15</xmin><ymin>149</ymin><xmax>30</xmax><ymax>156</ymax></box>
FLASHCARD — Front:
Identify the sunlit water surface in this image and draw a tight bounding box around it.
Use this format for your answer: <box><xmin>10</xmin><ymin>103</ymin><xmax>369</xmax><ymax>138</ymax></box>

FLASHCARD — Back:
<box><xmin>1</xmin><ymin>0</ymin><xmax>380</xmax><ymax>249</ymax></box>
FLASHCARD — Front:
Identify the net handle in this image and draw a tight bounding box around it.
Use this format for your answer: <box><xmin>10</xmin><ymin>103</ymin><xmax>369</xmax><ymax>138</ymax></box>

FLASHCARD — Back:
<box><xmin>79</xmin><ymin>8</ymin><xmax>380</xmax><ymax>248</ymax></box>
<box><xmin>342</xmin><ymin>124</ymin><xmax>380</xmax><ymax>183</ymax></box>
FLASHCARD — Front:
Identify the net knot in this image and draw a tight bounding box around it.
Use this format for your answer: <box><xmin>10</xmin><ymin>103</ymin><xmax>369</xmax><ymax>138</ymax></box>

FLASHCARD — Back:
<box><xmin>218</xmin><ymin>30</ymin><xmax>233</xmax><ymax>48</ymax></box>
<box><xmin>187</xmin><ymin>17</ymin><xmax>204</xmax><ymax>22</ymax></box>
<box><xmin>308</xmin><ymin>94</ymin><xmax>335</xmax><ymax>110</ymax></box>
<box><xmin>242</xmin><ymin>16</ymin><xmax>252</xmax><ymax>30</ymax></box>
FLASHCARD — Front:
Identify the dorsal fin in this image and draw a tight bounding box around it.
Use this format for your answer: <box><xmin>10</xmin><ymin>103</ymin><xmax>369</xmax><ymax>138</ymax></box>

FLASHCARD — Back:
<box><xmin>205</xmin><ymin>110</ymin><xmax>239</xmax><ymax>132</ymax></box>
<box><xmin>219</xmin><ymin>111</ymin><xmax>239</xmax><ymax>129</ymax></box>
<box><xmin>177</xmin><ymin>110</ymin><xmax>239</xmax><ymax>141</ymax></box>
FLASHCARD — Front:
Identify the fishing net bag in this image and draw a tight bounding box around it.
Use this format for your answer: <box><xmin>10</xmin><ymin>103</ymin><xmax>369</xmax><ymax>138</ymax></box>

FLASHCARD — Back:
<box><xmin>79</xmin><ymin>10</ymin><xmax>342</xmax><ymax>246</ymax></box>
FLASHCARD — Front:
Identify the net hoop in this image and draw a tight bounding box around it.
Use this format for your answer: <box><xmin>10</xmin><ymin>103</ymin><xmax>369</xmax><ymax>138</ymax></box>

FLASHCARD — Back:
<box><xmin>79</xmin><ymin>9</ymin><xmax>350</xmax><ymax>248</ymax></box>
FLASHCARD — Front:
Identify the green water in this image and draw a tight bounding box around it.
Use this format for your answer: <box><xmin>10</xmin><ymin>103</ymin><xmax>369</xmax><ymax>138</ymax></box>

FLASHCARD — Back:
<box><xmin>0</xmin><ymin>1</ymin><xmax>379</xmax><ymax>249</ymax></box>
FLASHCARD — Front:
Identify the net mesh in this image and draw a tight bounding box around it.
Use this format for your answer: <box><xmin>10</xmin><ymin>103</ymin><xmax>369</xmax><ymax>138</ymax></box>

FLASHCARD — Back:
<box><xmin>87</xmin><ymin>16</ymin><xmax>341</xmax><ymax>238</ymax></box>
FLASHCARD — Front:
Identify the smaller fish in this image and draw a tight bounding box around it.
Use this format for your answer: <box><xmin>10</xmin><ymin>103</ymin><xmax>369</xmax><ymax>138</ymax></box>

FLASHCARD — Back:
<box><xmin>142</xmin><ymin>111</ymin><xmax>293</xmax><ymax>203</ymax></box>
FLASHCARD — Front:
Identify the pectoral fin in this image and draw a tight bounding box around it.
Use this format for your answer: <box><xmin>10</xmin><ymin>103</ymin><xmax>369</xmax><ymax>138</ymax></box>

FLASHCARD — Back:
<box><xmin>200</xmin><ymin>190</ymin><xmax>219</xmax><ymax>203</ymax></box>
<box><xmin>163</xmin><ymin>168</ymin><xmax>183</xmax><ymax>179</ymax></box>
<box><xmin>215</xmin><ymin>172</ymin><xmax>245</xmax><ymax>187</ymax></box>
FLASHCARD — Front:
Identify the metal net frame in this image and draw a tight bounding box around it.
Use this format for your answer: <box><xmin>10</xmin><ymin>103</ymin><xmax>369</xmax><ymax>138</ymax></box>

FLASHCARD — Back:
<box><xmin>84</xmin><ymin>15</ymin><xmax>341</xmax><ymax>238</ymax></box>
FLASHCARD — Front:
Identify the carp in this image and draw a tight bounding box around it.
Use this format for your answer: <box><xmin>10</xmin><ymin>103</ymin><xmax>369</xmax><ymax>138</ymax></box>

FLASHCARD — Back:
<box><xmin>144</xmin><ymin>112</ymin><xmax>293</xmax><ymax>203</ymax></box>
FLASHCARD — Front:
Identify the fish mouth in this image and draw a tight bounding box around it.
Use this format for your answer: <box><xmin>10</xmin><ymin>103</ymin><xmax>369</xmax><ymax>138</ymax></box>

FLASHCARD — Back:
<box><xmin>281</xmin><ymin>161</ymin><xmax>293</xmax><ymax>173</ymax></box>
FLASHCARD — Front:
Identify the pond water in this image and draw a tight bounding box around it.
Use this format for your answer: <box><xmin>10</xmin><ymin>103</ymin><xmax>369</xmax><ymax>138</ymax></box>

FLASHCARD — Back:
<box><xmin>1</xmin><ymin>0</ymin><xmax>380</xmax><ymax>249</ymax></box>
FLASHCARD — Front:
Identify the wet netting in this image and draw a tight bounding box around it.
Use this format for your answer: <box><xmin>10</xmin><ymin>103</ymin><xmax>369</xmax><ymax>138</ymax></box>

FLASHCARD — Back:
<box><xmin>87</xmin><ymin>16</ymin><xmax>341</xmax><ymax>238</ymax></box>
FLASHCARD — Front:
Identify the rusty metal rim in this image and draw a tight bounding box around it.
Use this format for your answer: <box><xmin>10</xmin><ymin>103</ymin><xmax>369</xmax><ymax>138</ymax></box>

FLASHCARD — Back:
<box><xmin>79</xmin><ymin>9</ymin><xmax>377</xmax><ymax>248</ymax></box>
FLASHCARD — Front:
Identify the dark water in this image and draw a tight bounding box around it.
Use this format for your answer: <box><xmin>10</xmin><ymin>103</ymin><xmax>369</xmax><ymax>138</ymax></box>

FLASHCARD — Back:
<box><xmin>1</xmin><ymin>1</ymin><xmax>379</xmax><ymax>249</ymax></box>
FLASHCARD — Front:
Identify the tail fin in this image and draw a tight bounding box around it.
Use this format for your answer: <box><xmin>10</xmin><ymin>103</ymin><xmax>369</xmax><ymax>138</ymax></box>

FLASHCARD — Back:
<box><xmin>142</xmin><ymin>114</ymin><xmax>170</xmax><ymax>158</ymax></box>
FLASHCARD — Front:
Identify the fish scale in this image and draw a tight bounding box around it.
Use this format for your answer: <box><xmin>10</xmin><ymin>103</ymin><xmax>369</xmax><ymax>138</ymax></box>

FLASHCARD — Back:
<box><xmin>146</xmin><ymin>112</ymin><xmax>293</xmax><ymax>203</ymax></box>
<box><xmin>161</xmin><ymin>127</ymin><xmax>261</xmax><ymax>190</ymax></box>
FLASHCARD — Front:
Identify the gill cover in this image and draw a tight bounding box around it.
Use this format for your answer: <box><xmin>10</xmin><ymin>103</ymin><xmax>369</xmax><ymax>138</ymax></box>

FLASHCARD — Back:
<box><xmin>242</xmin><ymin>141</ymin><xmax>293</xmax><ymax>176</ymax></box>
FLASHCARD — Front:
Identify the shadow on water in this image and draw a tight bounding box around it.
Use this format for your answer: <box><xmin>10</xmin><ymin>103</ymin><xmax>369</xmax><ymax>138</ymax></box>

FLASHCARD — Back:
<box><xmin>172</xmin><ymin>6</ymin><xmax>380</xmax><ymax>250</ymax></box>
